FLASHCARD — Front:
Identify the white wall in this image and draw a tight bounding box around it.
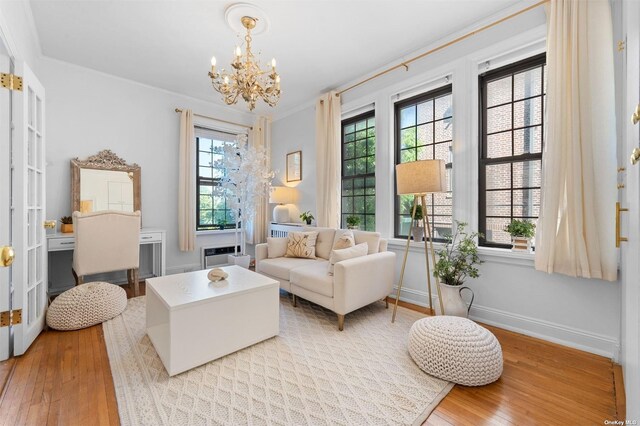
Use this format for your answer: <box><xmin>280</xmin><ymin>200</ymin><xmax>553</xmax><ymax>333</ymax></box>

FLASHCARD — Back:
<box><xmin>40</xmin><ymin>57</ymin><xmax>253</xmax><ymax>277</ymax></box>
<box><xmin>272</xmin><ymin>6</ymin><xmax>622</xmax><ymax>358</ymax></box>
<box><xmin>271</xmin><ymin>106</ymin><xmax>315</xmax><ymax>223</ymax></box>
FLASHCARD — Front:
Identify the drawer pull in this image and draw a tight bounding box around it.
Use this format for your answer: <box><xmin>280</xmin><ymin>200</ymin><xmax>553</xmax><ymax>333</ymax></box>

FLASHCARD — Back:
<box><xmin>60</xmin><ymin>242</ymin><xmax>74</xmax><ymax>245</ymax></box>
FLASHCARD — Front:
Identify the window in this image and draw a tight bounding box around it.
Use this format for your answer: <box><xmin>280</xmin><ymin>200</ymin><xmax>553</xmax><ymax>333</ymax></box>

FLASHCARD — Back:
<box><xmin>196</xmin><ymin>127</ymin><xmax>239</xmax><ymax>231</ymax></box>
<box><xmin>395</xmin><ymin>85</ymin><xmax>453</xmax><ymax>240</ymax></box>
<box><xmin>479</xmin><ymin>54</ymin><xmax>546</xmax><ymax>247</ymax></box>
<box><xmin>341</xmin><ymin>111</ymin><xmax>376</xmax><ymax>231</ymax></box>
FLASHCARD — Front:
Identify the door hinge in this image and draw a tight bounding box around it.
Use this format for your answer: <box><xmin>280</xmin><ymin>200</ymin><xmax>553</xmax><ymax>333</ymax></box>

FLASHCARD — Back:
<box><xmin>0</xmin><ymin>73</ymin><xmax>23</xmax><ymax>91</ymax></box>
<box><xmin>0</xmin><ymin>309</ymin><xmax>22</xmax><ymax>327</ymax></box>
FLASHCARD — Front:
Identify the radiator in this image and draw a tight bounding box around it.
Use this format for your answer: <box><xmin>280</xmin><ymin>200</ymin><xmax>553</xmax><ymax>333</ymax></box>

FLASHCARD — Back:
<box><xmin>201</xmin><ymin>245</ymin><xmax>240</xmax><ymax>269</ymax></box>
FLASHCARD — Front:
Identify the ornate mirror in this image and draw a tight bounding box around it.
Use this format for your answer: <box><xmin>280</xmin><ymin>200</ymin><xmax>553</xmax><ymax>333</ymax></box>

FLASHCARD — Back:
<box><xmin>71</xmin><ymin>150</ymin><xmax>141</xmax><ymax>214</ymax></box>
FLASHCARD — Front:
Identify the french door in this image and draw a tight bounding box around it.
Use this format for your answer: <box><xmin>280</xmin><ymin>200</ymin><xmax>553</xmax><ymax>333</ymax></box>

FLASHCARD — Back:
<box><xmin>0</xmin><ymin>57</ymin><xmax>46</xmax><ymax>359</ymax></box>
<box><xmin>0</xmin><ymin>34</ymin><xmax>11</xmax><ymax>361</ymax></box>
<box><xmin>12</xmin><ymin>62</ymin><xmax>47</xmax><ymax>356</ymax></box>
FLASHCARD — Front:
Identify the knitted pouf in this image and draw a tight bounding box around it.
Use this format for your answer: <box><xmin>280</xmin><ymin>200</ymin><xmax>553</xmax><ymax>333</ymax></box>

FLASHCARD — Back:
<box><xmin>47</xmin><ymin>282</ymin><xmax>127</xmax><ymax>331</ymax></box>
<box><xmin>408</xmin><ymin>316</ymin><xmax>503</xmax><ymax>386</ymax></box>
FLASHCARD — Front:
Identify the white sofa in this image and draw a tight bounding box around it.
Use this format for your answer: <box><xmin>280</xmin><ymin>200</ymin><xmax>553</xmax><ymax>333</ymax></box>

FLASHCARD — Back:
<box><xmin>255</xmin><ymin>227</ymin><xmax>396</xmax><ymax>330</ymax></box>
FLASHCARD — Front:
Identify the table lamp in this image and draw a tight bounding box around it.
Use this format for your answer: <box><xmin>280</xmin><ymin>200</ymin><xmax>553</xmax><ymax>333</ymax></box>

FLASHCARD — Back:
<box><xmin>269</xmin><ymin>186</ymin><xmax>294</xmax><ymax>223</ymax></box>
<box><xmin>392</xmin><ymin>159</ymin><xmax>446</xmax><ymax>321</ymax></box>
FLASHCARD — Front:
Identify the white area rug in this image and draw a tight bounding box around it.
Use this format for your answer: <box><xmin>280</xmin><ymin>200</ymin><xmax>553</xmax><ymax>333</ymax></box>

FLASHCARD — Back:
<box><xmin>103</xmin><ymin>295</ymin><xmax>453</xmax><ymax>426</ymax></box>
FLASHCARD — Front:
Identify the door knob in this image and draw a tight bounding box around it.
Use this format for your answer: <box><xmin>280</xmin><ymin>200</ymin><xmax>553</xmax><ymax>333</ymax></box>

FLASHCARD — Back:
<box><xmin>0</xmin><ymin>246</ymin><xmax>15</xmax><ymax>267</ymax></box>
<box><xmin>43</xmin><ymin>220</ymin><xmax>56</xmax><ymax>229</ymax></box>
<box><xmin>632</xmin><ymin>104</ymin><xmax>640</xmax><ymax>125</ymax></box>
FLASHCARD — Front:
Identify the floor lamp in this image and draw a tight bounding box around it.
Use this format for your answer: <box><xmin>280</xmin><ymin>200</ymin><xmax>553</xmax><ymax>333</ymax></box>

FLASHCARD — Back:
<box><xmin>392</xmin><ymin>159</ymin><xmax>446</xmax><ymax>322</ymax></box>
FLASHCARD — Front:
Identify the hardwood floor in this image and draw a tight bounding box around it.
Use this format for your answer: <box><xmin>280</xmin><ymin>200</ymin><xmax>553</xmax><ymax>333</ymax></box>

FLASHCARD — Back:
<box><xmin>0</xmin><ymin>286</ymin><xmax>622</xmax><ymax>425</ymax></box>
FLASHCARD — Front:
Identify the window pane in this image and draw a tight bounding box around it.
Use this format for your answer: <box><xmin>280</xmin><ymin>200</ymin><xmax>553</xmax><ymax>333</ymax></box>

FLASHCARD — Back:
<box><xmin>400</xmin><ymin>106</ymin><xmax>416</xmax><ymax>128</ymax></box>
<box><xmin>344</xmin><ymin>142</ymin><xmax>355</xmax><ymax>159</ymax></box>
<box><xmin>401</xmin><ymin>128</ymin><xmax>416</xmax><ymax>149</ymax></box>
<box><xmin>514</xmin><ymin>126</ymin><xmax>542</xmax><ymax>155</ymax></box>
<box><xmin>199</xmin><ymin>152</ymin><xmax>211</xmax><ymax>167</ymax></box>
<box><xmin>487</xmin><ymin>131</ymin><xmax>512</xmax><ymax>158</ymax></box>
<box><xmin>513</xmin><ymin>160</ymin><xmax>541</xmax><ymax>189</ymax></box>
<box><xmin>514</xmin><ymin>67</ymin><xmax>542</xmax><ymax>100</ymax></box>
<box><xmin>486</xmin><ymin>163</ymin><xmax>511</xmax><ymax>190</ymax></box>
<box><xmin>199</xmin><ymin>167</ymin><xmax>212</xmax><ymax>178</ymax></box>
<box><xmin>435</xmin><ymin>94</ymin><xmax>452</xmax><ymax>120</ymax></box>
<box><xmin>486</xmin><ymin>190</ymin><xmax>511</xmax><ymax>216</ymax></box>
<box><xmin>514</xmin><ymin>97</ymin><xmax>542</xmax><ymax>128</ymax></box>
<box><xmin>417</xmin><ymin>145</ymin><xmax>431</xmax><ymax>160</ymax></box>
<box><xmin>344</xmin><ymin>123</ymin><xmax>355</xmax><ymax>134</ymax></box>
<box><xmin>513</xmin><ymin>189</ymin><xmax>540</xmax><ymax>216</ymax></box>
<box><xmin>485</xmin><ymin>217</ymin><xmax>512</xmax><ymax>244</ymax></box>
<box><xmin>486</xmin><ymin>76</ymin><xmax>511</xmax><ymax>107</ymax></box>
<box><xmin>487</xmin><ymin>104</ymin><xmax>512</xmax><ymax>133</ymax></box>
<box><xmin>355</xmin><ymin>119</ymin><xmax>367</xmax><ymax>131</ymax></box>
<box><xmin>434</xmin><ymin>120</ymin><xmax>452</xmax><ymax>143</ymax></box>
<box><xmin>198</xmin><ymin>138</ymin><xmax>212</xmax><ymax>152</ymax></box>
<box><xmin>417</xmin><ymin>124</ymin><xmax>432</xmax><ymax>146</ymax></box>
<box><xmin>401</xmin><ymin>149</ymin><xmax>417</xmax><ymax>163</ymax></box>
<box><xmin>199</xmin><ymin>210</ymin><xmax>213</xmax><ymax>225</ymax></box>
<box><xmin>417</xmin><ymin>101</ymin><xmax>433</xmax><ymax>124</ymax></box>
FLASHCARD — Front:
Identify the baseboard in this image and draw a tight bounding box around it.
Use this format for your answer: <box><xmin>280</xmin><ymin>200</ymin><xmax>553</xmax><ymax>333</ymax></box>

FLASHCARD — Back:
<box><xmin>613</xmin><ymin>363</ymin><xmax>626</xmax><ymax>420</ymax></box>
<box><xmin>392</xmin><ymin>285</ymin><xmax>619</xmax><ymax>359</ymax></box>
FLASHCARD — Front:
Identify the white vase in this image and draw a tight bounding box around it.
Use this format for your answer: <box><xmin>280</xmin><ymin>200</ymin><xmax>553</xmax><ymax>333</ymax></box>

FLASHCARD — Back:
<box><xmin>228</xmin><ymin>254</ymin><xmax>251</xmax><ymax>269</ymax></box>
<box><xmin>411</xmin><ymin>226</ymin><xmax>424</xmax><ymax>242</ymax></box>
<box><xmin>438</xmin><ymin>283</ymin><xmax>474</xmax><ymax>317</ymax></box>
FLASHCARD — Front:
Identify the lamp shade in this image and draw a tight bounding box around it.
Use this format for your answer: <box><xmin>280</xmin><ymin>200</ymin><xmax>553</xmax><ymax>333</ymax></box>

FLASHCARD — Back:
<box><xmin>269</xmin><ymin>186</ymin><xmax>294</xmax><ymax>204</ymax></box>
<box><xmin>395</xmin><ymin>160</ymin><xmax>446</xmax><ymax>195</ymax></box>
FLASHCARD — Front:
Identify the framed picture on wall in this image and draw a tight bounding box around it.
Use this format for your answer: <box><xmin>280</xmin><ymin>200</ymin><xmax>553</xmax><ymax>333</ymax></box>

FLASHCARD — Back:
<box><xmin>286</xmin><ymin>151</ymin><xmax>302</xmax><ymax>182</ymax></box>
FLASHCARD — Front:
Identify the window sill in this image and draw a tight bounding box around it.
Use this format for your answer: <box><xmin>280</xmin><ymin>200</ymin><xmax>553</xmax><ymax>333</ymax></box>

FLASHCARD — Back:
<box><xmin>386</xmin><ymin>238</ymin><xmax>534</xmax><ymax>267</ymax></box>
<box><xmin>196</xmin><ymin>229</ymin><xmax>238</xmax><ymax>236</ymax></box>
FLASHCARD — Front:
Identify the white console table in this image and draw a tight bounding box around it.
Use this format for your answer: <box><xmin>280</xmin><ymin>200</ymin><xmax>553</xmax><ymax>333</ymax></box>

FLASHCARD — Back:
<box><xmin>47</xmin><ymin>228</ymin><xmax>166</xmax><ymax>294</ymax></box>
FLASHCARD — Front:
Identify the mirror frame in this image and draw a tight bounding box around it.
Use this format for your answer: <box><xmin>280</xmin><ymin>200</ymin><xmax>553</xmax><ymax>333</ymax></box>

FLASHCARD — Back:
<box><xmin>71</xmin><ymin>149</ymin><xmax>141</xmax><ymax>214</ymax></box>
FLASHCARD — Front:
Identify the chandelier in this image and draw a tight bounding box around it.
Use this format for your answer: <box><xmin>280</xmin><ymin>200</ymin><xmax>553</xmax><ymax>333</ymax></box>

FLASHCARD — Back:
<box><xmin>209</xmin><ymin>16</ymin><xmax>281</xmax><ymax>111</ymax></box>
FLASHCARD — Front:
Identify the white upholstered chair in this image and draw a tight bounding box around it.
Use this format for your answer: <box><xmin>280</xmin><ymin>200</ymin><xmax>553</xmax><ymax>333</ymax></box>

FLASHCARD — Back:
<box><xmin>72</xmin><ymin>210</ymin><xmax>141</xmax><ymax>296</ymax></box>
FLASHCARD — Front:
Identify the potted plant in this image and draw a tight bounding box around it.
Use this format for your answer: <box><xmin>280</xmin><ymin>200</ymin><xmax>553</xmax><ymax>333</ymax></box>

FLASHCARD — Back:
<box><xmin>411</xmin><ymin>204</ymin><xmax>424</xmax><ymax>242</ymax></box>
<box><xmin>300</xmin><ymin>211</ymin><xmax>315</xmax><ymax>225</ymax></box>
<box><xmin>504</xmin><ymin>219</ymin><xmax>535</xmax><ymax>252</ymax></box>
<box><xmin>214</xmin><ymin>134</ymin><xmax>274</xmax><ymax>268</ymax></box>
<box><xmin>217</xmin><ymin>218</ymin><xmax>227</xmax><ymax>231</ymax></box>
<box><xmin>346</xmin><ymin>215</ymin><xmax>360</xmax><ymax>230</ymax></box>
<box><xmin>60</xmin><ymin>216</ymin><xmax>73</xmax><ymax>233</ymax></box>
<box><xmin>433</xmin><ymin>221</ymin><xmax>482</xmax><ymax>317</ymax></box>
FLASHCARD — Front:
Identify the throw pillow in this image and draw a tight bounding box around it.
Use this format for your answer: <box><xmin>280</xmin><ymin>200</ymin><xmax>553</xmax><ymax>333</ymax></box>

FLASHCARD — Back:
<box><xmin>285</xmin><ymin>231</ymin><xmax>318</xmax><ymax>259</ymax></box>
<box><xmin>328</xmin><ymin>242</ymin><xmax>368</xmax><ymax>275</ymax></box>
<box><xmin>332</xmin><ymin>230</ymin><xmax>355</xmax><ymax>250</ymax></box>
<box><xmin>267</xmin><ymin>237</ymin><xmax>288</xmax><ymax>259</ymax></box>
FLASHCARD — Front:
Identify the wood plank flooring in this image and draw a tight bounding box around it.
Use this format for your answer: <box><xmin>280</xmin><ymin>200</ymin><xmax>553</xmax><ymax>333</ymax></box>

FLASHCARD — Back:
<box><xmin>0</xmin><ymin>285</ymin><xmax>622</xmax><ymax>425</ymax></box>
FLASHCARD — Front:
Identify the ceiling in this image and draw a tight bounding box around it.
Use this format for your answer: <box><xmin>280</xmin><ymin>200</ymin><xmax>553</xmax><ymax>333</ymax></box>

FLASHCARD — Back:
<box><xmin>29</xmin><ymin>0</ymin><xmax>523</xmax><ymax>117</ymax></box>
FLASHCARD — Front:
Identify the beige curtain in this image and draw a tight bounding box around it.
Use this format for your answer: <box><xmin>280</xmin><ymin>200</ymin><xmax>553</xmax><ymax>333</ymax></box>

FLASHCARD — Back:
<box><xmin>178</xmin><ymin>109</ymin><xmax>196</xmax><ymax>251</ymax></box>
<box><xmin>535</xmin><ymin>0</ymin><xmax>617</xmax><ymax>281</ymax></box>
<box><xmin>247</xmin><ymin>116</ymin><xmax>271</xmax><ymax>244</ymax></box>
<box><xmin>315</xmin><ymin>91</ymin><xmax>341</xmax><ymax>228</ymax></box>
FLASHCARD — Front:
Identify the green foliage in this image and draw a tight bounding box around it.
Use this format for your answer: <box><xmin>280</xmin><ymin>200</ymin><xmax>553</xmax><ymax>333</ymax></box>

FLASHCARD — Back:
<box><xmin>60</xmin><ymin>216</ymin><xmax>73</xmax><ymax>224</ymax></box>
<box><xmin>504</xmin><ymin>219</ymin><xmax>536</xmax><ymax>238</ymax></box>
<box><xmin>413</xmin><ymin>204</ymin><xmax>423</xmax><ymax>221</ymax></box>
<box><xmin>300</xmin><ymin>211</ymin><xmax>315</xmax><ymax>223</ymax></box>
<box><xmin>433</xmin><ymin>221</ymin><xmax>483</xmax><ymax>286</ymax></box>
<box><xmin>346</xmin><ymin>215</ymin><xmax>360</xmax><ymax>227</ymax></box>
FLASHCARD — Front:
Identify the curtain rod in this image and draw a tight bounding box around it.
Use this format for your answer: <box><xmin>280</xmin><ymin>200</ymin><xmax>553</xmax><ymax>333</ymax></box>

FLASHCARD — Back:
<box><xmin>174</xmin><ymin>108</ymin><xmax>253</xmax><ymax>130</ymax></box>
<box><xmin>335</xmin><ymin>0</ymin><xmax>549</xmax><ymax>97</ymax></box>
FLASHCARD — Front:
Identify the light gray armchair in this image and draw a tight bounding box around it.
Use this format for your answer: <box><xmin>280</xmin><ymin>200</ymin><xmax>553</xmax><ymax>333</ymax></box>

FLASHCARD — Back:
<box><xmin>72</xmin><ymin>210</ymin><xmax>141</xmax><ymax>296</ymax></box>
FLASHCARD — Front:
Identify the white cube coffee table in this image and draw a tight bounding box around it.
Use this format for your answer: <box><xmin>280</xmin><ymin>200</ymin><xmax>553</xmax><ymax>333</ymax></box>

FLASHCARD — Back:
<box><xmin>145</xmin><ymin>265</ymin><xmax>279</xmax><ymax>376</ymax></box>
